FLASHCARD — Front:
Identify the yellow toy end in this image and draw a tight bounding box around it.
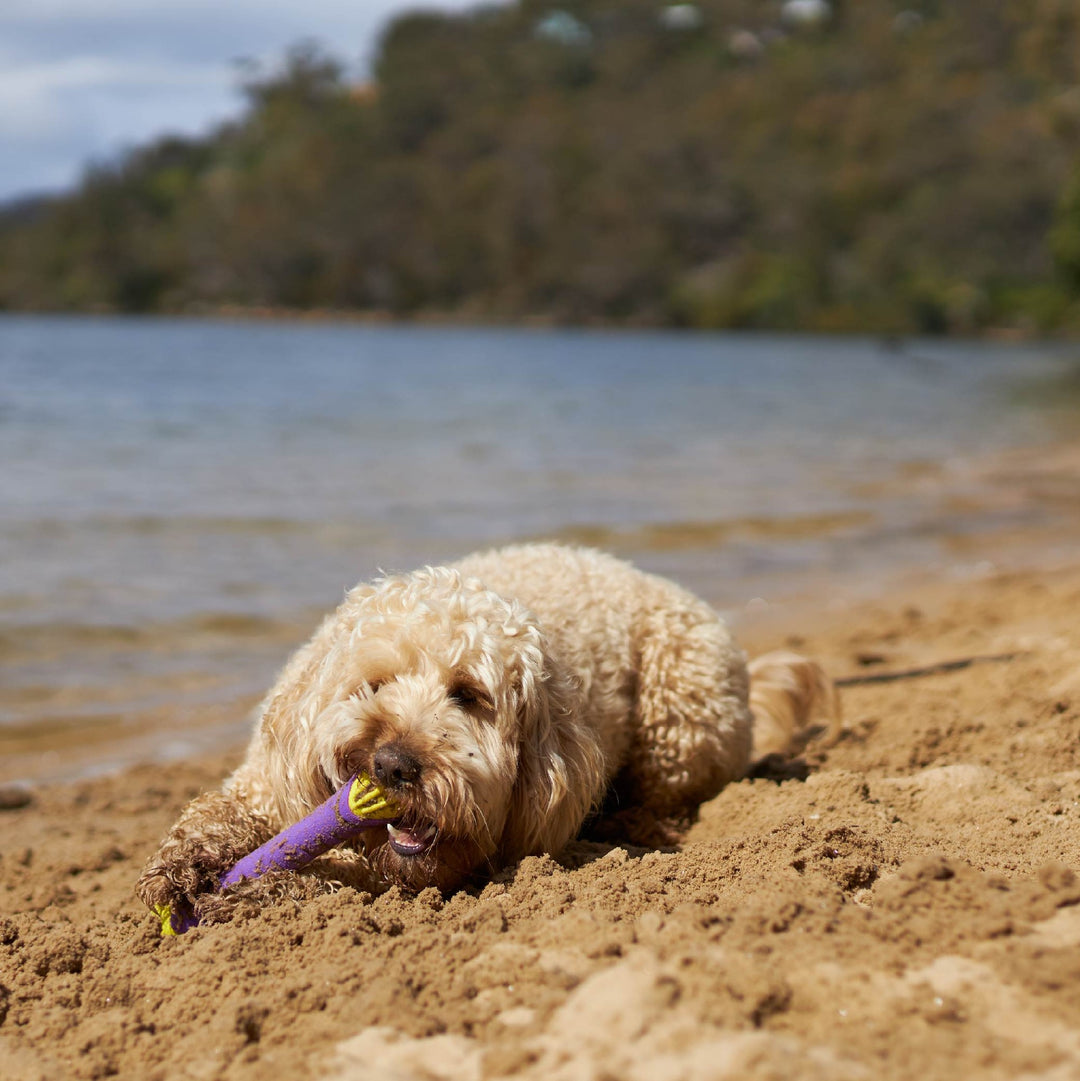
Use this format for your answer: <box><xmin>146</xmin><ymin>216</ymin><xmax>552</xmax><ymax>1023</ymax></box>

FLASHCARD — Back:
<box><xmin>348</xmin><ymin>772</ymin><xmax>401</xmax><ymax>820</ymax></box>
<box><xmin>154</xmin><ymin>903</ymin><xmax>178</xmax><ymax>936</ymax></box>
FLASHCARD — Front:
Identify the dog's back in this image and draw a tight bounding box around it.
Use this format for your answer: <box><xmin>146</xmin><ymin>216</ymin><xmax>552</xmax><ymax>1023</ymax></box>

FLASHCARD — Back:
<box><xmin>455</xmin><ymin>543</ymin><xmax>839</xmax><ymax>779</ymax></box>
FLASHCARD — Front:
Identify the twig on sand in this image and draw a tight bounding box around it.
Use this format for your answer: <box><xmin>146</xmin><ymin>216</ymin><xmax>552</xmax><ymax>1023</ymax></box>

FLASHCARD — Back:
<box><xmin>835</xmin><ymin>652</ymin><xmax>1023</xmax><ymax>688</ymax></box>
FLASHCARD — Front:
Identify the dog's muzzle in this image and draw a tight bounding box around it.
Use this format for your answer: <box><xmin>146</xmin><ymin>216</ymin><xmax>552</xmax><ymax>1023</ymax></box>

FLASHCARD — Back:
<box><xmin>370</xmin><ymin>742</ymin><xmax>438</xmax><ymax>856</ymax></box>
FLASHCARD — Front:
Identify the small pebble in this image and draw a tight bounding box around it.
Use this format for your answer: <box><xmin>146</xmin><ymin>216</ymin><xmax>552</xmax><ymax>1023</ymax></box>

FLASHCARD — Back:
<box><xmin>0</xmin><ymin>786</ymin><xmax>34</xmax><ymax>811</ymax></box>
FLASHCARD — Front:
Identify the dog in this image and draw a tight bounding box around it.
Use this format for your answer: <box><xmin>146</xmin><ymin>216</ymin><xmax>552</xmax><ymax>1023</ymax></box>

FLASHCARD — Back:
<box><xmin>137</xmin><ymin>544</ymin><xmax>839</xmax><ymax>921</ymax></box>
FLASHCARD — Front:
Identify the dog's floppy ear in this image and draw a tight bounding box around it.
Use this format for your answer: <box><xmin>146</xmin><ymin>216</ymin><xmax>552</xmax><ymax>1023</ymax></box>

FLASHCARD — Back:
<box><xmin>499</xmin><ymin>647</ymin><xmax>604</xmax><ymax>862</ymax></box>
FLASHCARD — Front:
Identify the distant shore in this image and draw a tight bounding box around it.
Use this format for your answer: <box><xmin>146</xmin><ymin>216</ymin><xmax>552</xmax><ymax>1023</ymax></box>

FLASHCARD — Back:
<box><xmin>5</xmin><ymin>6</ymin><xmax>1080</xmax><ymax>338</ymax></box>
<box><xmin>1</xmin><ymin>303</ymin><xmax>1071</xmax><ymax>342</ymax></box>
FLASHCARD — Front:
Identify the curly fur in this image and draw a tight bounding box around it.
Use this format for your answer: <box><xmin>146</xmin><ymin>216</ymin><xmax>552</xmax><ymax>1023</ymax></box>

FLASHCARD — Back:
<box><xmin>137</xmin><ymin>544</ymin><xmax>838</xmax><ymax>918</ymax></box>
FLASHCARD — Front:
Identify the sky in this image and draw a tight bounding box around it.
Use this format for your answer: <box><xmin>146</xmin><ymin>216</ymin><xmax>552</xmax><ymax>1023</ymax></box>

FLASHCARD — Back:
<box><xmin>0</xmin><ymin>0</ymin><xmax>487</xmax><ymax>204</ymax></box>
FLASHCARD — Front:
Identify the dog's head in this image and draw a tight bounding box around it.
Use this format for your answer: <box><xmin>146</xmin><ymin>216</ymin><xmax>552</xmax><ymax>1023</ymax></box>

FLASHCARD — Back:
<box><xmin>256</xmin><ymin>566</ymin><xmax>603</xmax><ymax>891</ymax></box>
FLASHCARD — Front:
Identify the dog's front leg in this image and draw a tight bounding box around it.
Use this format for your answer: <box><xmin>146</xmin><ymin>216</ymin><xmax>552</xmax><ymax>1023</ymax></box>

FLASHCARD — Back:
<box><xmin>135</xmin><ymin>790</ymin><xmax>273</xmax><ymax>927</ymax></box>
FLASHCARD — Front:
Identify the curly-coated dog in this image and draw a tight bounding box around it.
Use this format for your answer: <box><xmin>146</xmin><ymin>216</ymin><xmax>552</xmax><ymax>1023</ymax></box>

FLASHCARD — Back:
<box><xmin>138</xmin><ymin>544</ymin><xmax>838</xmax><ymax>921</ymax></box>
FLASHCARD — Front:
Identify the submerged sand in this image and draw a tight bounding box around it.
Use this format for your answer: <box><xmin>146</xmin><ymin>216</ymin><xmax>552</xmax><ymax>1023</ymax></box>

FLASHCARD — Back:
<box><xmin>3</xmin><ymin>563</ymin><xmax>1080</xmax><ymax>1080</ymax></box>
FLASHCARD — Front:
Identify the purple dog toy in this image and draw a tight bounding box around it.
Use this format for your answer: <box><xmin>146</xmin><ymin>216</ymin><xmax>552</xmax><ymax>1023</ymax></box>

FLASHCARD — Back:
<box><xmin>154</xmin><ymin>772</ymin><xmax>399</xmax><ymax>935</ymax></box>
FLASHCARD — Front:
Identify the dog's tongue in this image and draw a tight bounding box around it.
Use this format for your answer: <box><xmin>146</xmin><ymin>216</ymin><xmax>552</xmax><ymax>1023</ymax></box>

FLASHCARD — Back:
<box><xmin>387</xmin><ymin>822</ymin><xmax>436</xmax><ymax>855</ymax></box>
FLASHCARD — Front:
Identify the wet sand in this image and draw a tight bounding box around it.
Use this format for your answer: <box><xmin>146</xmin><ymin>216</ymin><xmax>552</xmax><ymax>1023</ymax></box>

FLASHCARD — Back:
<box><xmin>3</xmin><ymin>552</ymin><xmax>1080</xmax><ymax>1080</ymax></box>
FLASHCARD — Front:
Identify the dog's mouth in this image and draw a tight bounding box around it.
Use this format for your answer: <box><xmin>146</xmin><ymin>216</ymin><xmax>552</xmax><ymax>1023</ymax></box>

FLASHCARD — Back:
<box><xmin>357</xmin><ymin>801</ymin><xmax>488</xmax><ymax>892</ymax></box>
<box><xmin>331</xmin><ymin>760</ymin><xmax>442</xmax><ymax>860</ymax></box>
<box><xmin>385</xmin><ymin>819</ymin><xmax>438</xmax><ymax>857</ymax></box>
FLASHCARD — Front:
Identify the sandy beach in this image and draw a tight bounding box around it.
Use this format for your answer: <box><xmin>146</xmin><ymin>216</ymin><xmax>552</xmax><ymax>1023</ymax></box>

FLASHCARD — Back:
<box><xmin>3</xmin><ymin>317</ymin><xmax>1080</xmax><ymax>1080</ymax></box>
<box><xmin>3</xmin><ymin>547</ymin><xmax>1080</xmax><ymax>1081</ymax></box>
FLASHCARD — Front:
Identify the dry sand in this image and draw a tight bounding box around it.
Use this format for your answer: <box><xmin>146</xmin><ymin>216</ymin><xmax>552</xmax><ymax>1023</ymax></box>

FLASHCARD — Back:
<box><xmin>3</xmin><ymin>561</ymin><xmax>1080</xmax><ymax>1080</ymax></box>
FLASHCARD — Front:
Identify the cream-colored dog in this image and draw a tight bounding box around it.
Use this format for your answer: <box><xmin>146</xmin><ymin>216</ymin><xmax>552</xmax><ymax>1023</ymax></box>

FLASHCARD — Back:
<box><xmin>138</xmin><ymin>544</ymin><xmax>838</xmax><ymax>918</ymax></box>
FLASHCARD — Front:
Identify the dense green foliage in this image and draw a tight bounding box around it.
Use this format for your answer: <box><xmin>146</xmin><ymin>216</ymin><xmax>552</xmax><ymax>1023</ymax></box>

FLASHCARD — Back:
<box><xmin>6</xmin><ymin>0</ymin><xmax>1080</xmax><ymax>332</ymax></box>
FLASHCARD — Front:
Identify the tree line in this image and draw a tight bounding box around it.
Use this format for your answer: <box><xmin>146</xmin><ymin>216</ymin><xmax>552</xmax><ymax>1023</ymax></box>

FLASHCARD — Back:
<box><xmin>4</xmin><ymin>0</ymin><xmax>1080</xmax><ymax>334</ymax></box>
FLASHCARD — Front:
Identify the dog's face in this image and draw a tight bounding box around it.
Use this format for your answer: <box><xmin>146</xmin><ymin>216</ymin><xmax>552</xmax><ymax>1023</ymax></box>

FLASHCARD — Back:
<box><xmin>257</xmin><ymin>567</ymin><xmax>600</xmax><ymax>891</ymax></box>
<box><xmin>310</xmin><ymin>574</ymin><xmax>529</xmax><ymax>891</ymax></box>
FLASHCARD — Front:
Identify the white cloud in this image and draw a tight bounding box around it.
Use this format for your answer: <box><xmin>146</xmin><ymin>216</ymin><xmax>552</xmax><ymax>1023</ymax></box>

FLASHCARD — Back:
<box><xmin>2</xmin><ymin>0</ymin><xmax>474</xmax><ymax>20</ymax></box>
<box><xmin>0</xmin><ymin>0</ymin><xmax>494</xmax><ymax>202</ymax></box>
<box><xmin>0</xmin><ymin>57</ymin><xmax>234</xmax><ymax>135</ymax></box>
<box><xmin>0</xmin><ymin>56</ymin><xmax>231</xmax><ymax>94</ymax></box>
<box><xmin>0</xmin><ymin>53</ymin><xmax>240</xmax><ymax>192</ymax></box>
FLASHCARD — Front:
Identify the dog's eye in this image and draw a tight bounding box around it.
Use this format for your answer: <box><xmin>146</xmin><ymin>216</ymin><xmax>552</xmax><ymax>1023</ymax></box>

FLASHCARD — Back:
<box><xmin>449</xmin><ymin>684</ymin><xmax>490</xmax><ymax>711</ymax></box>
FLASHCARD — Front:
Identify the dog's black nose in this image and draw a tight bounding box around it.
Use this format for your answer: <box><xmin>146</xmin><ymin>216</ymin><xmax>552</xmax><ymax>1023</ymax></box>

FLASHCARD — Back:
<box><xmin>373</xmin><ymin>744</ymin><xmax>422</xmax><ymax>788</ymax></box>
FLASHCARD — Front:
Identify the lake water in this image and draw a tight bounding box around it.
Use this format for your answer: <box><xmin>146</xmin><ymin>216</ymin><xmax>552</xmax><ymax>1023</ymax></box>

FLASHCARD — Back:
<box><xmin>2</xmin><ymin>315</ymin><xmax>1078</xmax><ymax>780</ymax></box>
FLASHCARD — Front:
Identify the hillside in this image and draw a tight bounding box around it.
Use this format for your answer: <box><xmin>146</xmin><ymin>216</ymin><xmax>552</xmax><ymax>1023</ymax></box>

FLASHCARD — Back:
<box><xmin>4</xmin><ymin>0</ymin><xmax>1080</xmax><ymax>333</ymax></box>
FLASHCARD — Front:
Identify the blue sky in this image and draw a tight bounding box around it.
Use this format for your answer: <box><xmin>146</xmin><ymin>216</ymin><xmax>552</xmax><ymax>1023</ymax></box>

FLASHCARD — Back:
<box><xmin>0</xmin><ymin>0</ymin><xmax>486</xmax><ymax>204</ymax></box>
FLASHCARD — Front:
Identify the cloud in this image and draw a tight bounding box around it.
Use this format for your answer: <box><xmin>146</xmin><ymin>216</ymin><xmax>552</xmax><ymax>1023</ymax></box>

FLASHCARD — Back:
<box><xmin>0</xmin><ymin>0</ymin><xmax>490</xmax><ymax>202</ymax></box>
<box><xmin>0</xmin><ymin>57</ymin><xmax>234</xmax><ymax>137</ymax></box>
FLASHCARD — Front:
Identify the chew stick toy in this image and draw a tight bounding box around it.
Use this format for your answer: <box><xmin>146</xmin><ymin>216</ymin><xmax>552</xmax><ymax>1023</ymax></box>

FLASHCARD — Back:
<box><xmin>154</xmin><ymin>772</ymin><xmax>399</xmax><ymax>935</ymax></box>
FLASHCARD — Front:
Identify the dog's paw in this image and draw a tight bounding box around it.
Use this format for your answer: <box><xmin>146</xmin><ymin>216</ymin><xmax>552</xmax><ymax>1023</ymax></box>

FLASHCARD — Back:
<box><xmin>135</xmin><ymin>791</ymin><xmax>270</xmax><ymax>927</ymax></box>
<box><xmin>194</xmin><ymin>870</ymin><xmax>332</xmax><ymax>925</ymax></box>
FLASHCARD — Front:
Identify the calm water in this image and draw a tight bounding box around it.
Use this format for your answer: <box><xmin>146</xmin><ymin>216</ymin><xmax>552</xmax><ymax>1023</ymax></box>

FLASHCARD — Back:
<box><xmin>2</xmin><ymin>315</ymin><xmax>1077</xmax><ymax>777</ymax></box>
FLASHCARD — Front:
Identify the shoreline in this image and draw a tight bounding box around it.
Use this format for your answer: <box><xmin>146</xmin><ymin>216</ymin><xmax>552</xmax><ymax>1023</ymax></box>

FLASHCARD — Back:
<box><xmin>5</xmin><ymin>428</ymin><xmax>1080</xmax><ymax>789</ymax></box>
<box><xmin>3</xmin><ymin>556</ymin><xmax>1080</xmax><ymax>1079</ymax></box>
<box><xmin>2</xmin><ymin>303</ymin><xmax>1076</xmax><ymax>342</ymax></box>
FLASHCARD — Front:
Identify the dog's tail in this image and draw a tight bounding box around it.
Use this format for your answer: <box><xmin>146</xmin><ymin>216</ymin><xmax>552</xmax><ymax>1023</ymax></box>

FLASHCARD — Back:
<box><xmin>747</xmin><ymin>650</ymin><xmax>842</xmax><ymax>759</ymax></box>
